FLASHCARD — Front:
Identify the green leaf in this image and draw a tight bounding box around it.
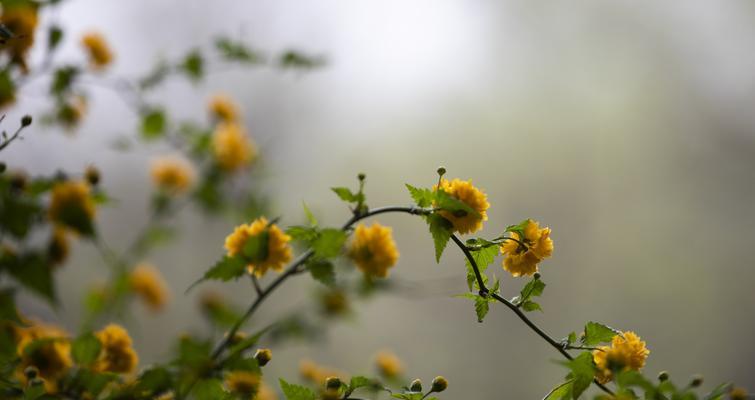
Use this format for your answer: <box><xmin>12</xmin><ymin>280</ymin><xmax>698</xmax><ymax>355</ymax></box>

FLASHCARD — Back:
<box><xmin>131</xmin><ymin>367</ymin><xmax>173</xmax><ymax>396</ymax></box>
<box><xmin>194</xmin><ymin>378</ymin><xmax>233</xmax><ymax>400</ymax></box>
<box><xmin>426</xmin><ymin>214</ymin><xmax>452</xmax><ymax>263</ymax></box>
<box><xmin>140</xmin><ymin>108</ymin><xmax>166</xmax><ymax>139</ymax></box>
<box><xmin>279</xmin><ymin>378</ymin><xmax>317</xmax><ymax>400</ymax></box>
<box><xmin>331</xmin><ymin>187</ymin><xmax>361</xmax><ymax>203</ymax></box>
<box><xmin>279</xmin><ymin>51</ymin><xmax>325</xmax><ymax>69</ymax></box>
<box><xmin>308</xmin><ymin>260</ymin><xmax>335</xmax><ymax>287</ymax></box>
<box><xmin>405</xmin><ymin>184</ymin><xmax>433</xmax><ymax>208</ymax></box>
<box><xmin>4</xmin><ymin>252</ymin><xmax>56</xmax><ymax>304</ymax></box>
<box><xmin>47</xmin><ymin>25</ymin><xmax>63</xmax><ymax>51</ymax></box>
<box><xmin>50</xmin><ymin>66</ymin><xmax>78</xmax><ymax>96</ymax></box>
<box><xmin>189</xmin><ymin>255</ymin><xmax>246</xmax><ymax>291</ymax></box>
<box><xmin>543</xmin><ymin>380</ymin><xmax>574</xmax><ymax>400</ymax></box>
<box><xmin>215</xmin><ymin>37</ymin><xmax>261</xmax><ymax>63</ymax></box>
<box><xmin>72</xmin><ymin>332</ymin><xmax>101</xmax><ymax>366</ymax></box>
<box><xmin>181</xmin><ymin>49</ymin><xmax>204</xmax><ymax>82</ymax></box>
<box><xmin>242</xmin><ymin>230</ymin><xmax>270</xmax><ymax>263</ymax></box>
<box><xmin>512</xmin><ymin>276</ymin><xmax>546</xmax><ymax>309</ymax></box>
<box><xmin>521</xmin><ymin>300</ymin><xmax>542</xmax><ymax>312</ymax></box>
<box><xmin>465</xmin><ymin>245</ymin><xmax>498</xmax><ymax>291</ymax></box>
<box><xmin>564</xmin><ymin>352</ymin><xmax>595</xmax><ymax>399</ymax></box>
<box><xmin>703</xmin><ymin>383</ymin><xmax>733</xmax><ymax>400</ymax></box>
<box><xmin>434</xmin><ymin>189</ymin><xmax>479</xmax><ymax>218</ymax></box>
<box><xmin>474</xmin><ymin>295</ymin><xmax>490</xmax><ymax>322</ymax></box>
<box><xmin>347</xmin><ymin>376</ymin><xmax>379</xmax><ymax>394</ymax></box>
<box><xmin>505</xmin><ymin>219</ymin><xmax>530</xmax><ymax>238</ymax></box>
<box><xmin>581</xmin><ymin>322</ymin><xmax>619</xmax><ymax>346</ymax></box>
<box><xmin>312</xmin><ymin>228</ymin><xmax>346</xmax><ymax>259</ymax></box>
<box><xmin>302</xmin><ymin>202</ymin><xmax>318</xmax><ymax>226</ymax></box>
<box><xmin>0</xmin><ymin>288</ymin><xmax>22</xmax><ymax>324</ymax></box>
<box><xmin>286</xmin><ymin>225</ymin><xmax>318</xmax><ymax>244</ymax></box>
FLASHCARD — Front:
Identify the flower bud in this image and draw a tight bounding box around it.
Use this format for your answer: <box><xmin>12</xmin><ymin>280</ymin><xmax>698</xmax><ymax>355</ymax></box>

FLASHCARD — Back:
<box><xmin>409</xmin><ymin>379</ymin><xmax>422</xmax><ymax>392</ymax></box>
<box><xmin>325</xmin><ymin>376</ymin><xmax>341</xmax><ymax>390</ymax></box>
<box><xmin>21</xmin><ymin>115</ymin><xmax>32</xmax><ymax>127</ymax></box>
<box><xmin>24</xmin><ymin>366</ymin><xmax>39</xmax><ymax>379</ymax></box>
<box><xmin>85</xmin><ymin>165</ymin><xmax>100</xmax><ymax>186</ymax></box>
<box><xmin>358</xmin><ymin>173</ymin><xmax>366</xmax><ymax>181</ymax></box>
<box><xmin>431</xmin><ymin>376</ymin><xmax>448</xmax><ymax>392</ymax></box>
<box><xmin>437</xmin><ymin>166</ymin><xmax>446</xmax><ymax>176</ymax></box>
<box><xmin>657</xmin><ymin>371</ymin><xmax>669</xmax><ymax>381</ymax></box>
<box><xmin>690</xmin><ymin>374</ymin><xmax>703</xmax><ymax>387</ymax></box>
<box><xmin>533</xmin><ymin>272</ymin><xmax>541</xmax><ymax>280</ymax></box>
<box><xmin>321</xmin><ymin>388</ymin><xmax>340</xmax><ymax>400</ymax></box>
<box><xmin>254</xmin><ymin>348</ymin><xmax>272</xmax><ymax>366</ymax></box>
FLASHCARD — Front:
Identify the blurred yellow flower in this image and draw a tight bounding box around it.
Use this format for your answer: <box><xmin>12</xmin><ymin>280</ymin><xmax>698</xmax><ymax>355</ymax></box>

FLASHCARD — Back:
<box><xmin>257</xmin><ymin>381</ymin><xmax>278</xmax><ymax>400</ymax></box>
<box><xmin>433</xmin><ymin>178</ymin><xmax>489</xmax><ymax>234</ymax></box>
<box><xmin>15</xmin><ymin>320</ymin><xmax>72</xmax><ymax>391</ymax></box>
<box><xmin>500</xmin><ymin>219</ymin><xmax>553</xmax><ymax>277</ymax></box>
<box><xmin>47</xmin><ymin>227</ymin><xmax>69</xmax><ymax>266</ymax></box>
<box><xmin>48</xmin><ymin>180</ymin><xmax>96</xmax><ymax>235</ymax></box>
<box><xmin>730</xmin><ymin>387</ymin><xmax>748</xmax><ymax>400</ymax></box>
<box><xmin>212</xmin><ymin>123</ymin><xmax>256</xmax><ymax>172</ymax></box>
<box><xmin>348</xmin><ymin>223</ymin><xmax>399</xmax><ymax>278</ymax></box>
<box><xmin>130</xmin><ymin>263</ymin><xmax>169</xmax><ymax>311</ymax></box>
<box><xmin>58</xmin><ymin>95</ymin><xmax>88</xmax><ymax>130</ymax></box>
<box><xmin>592</xmin><ymin>331</ymin><xmax>649</xmax><ymax>383</ymax></box>
<box><xmin>150</xmin><ymin>156</ymin><xmax>195</xmax><ymax>194</ymax></box>
<box><xmin>299</xmin><ymin>359</ymin><xmax>346</xmax><ymax>385</ymax></box>
<box><xmin>224</xmin><ymin>217</ymin><xmax>292</xmax><ymax>277</ymax></box>
<box><xmin>0</xmin><ymin>3</ymin><xmax>39</xmax><ymax>73</ymax></box>
<box><xmin>208</xmin><ymin>94</ymin><xmax>240</xmax><ymax>122</ymax></box>
<box><xmin>225</xmin><ymin>371</ymin><xmax>260</xmax><ymax>396</ymax></box>
<box><xmin>94</xmin><ymin>324</ymin><xmax>138</xmax><ymax>374</ymax></box>
<box><xmin>81</xmin><ymin>32</ymin><xmax>113</xmax><ymax>69</ymax></box>
<box><xmin>375</xmin><ymin>350</ymin><xmax>403</xmax><ymax>378</ymax></box>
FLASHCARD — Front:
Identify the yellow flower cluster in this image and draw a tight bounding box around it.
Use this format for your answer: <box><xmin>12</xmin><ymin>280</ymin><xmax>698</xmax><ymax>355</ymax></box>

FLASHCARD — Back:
<box><xmin>299</xmin><ymin>359</ymin><xmax>346</xmax><ymax>385</ymax></box>
<box><xmin>150</xmin><ymin>156</ymin><xmax>196</xmax><ymax>195</ymax></box>
<box><xmin>209</xmin><ymin>94</ymin><xmax>240</xmax><ymax>122</ymax></box>
<box><xmin>130</xmin><ymin>263</ymin><xmax>169</xmax><ymax>311</ymax></box>
<box><xmin>500</xmin><ymin>219</ymin><xmax>553</xmax><ymax>277</ymax></box>
<box><xmin>211</xmin><ymin>122</ymin><xmax>257</xmax><ymax>172</ymax></box>
<box><xmin>48</xmin><ymin>180</ymin><xmax>96</xmax><ymax>234</ymax></box>
<box><xmin>81</xmin><ymin>32</ymin><xmax>113</xmax><ymax>69</ymax></box>
<box><xmin>225</xmin><ymin>371</ymin><xmax>260</xmax><ymax>396</ymax></box>
<box><xmin>347</xmin><ymin>223</ymin><xmax>399</xmax><ymax>278</ymax></box>
<box><xmin>434</xmin><ymin>178</ymin><xmax>490</xmax><ymax>234</ymax></box>
<box><xmin>0</xmin><ymin>3</ymin><xmax>38</xmax><ymax>75</ymax></box>
<box><xmin>93</xmin><ymin>324</ymin><xmax>139</xmax><ymax>374</ymax></box>
<box><xmin>14</xmin><ymin>320</ymin><xmax>72</xmax><ymax>392</ymax></box>
<box><xmin>592</xmin><ymin>331</ymin><xmax>650</xmax><ymax>383</ymax></box>
<box><xmin>224</xmin><ymin>217</ymin><xmax>293</xmax><ymax>277</ymax></box>
<box><xmin>374</xmin><ymin>350</ymin><xmax>403</xmax><ymax>378</ymax></box>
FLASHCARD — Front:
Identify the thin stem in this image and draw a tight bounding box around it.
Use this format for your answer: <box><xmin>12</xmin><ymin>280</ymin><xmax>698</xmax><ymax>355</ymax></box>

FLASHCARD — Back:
<box><xmin>0</xmin><ymin>124</ymin><xmax>28</xmax><ymax>152</ymax></box>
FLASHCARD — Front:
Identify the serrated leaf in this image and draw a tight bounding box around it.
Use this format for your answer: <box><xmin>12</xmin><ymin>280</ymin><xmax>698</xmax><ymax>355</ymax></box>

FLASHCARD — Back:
<box><xmin>312</xmin><ymin>228</ymin><xmax>346</xmax><ymax>259</ymax></box>
<box><xmin>307</xmin><ymin>259</ymin><xmax>335</xmax><ymax>286</ymax></box>
<box><xmin>331</xmin><ymin>187</ymin><xmax>361</xmax><ymax>203</ymax></box>
<box><xmin>302</xmin><ymin>202</ymin><xmax>317</xmax><ymax>226</ymax></box>
<box><xmin>72</xmin><ymin>332</ymin><xmax>101</xmax><ymax>366</ymax></box>
<box><xmin>543</xmin><ymin>379</ymin><xmax>574</xmax><ymax>400</ymax></box>
<box><xmin>405</xmin><ymin>184</ymin><xmax>433</xmax><ymax>208</ymax></box>
<box><xmin>565</xmin><ymin>352</ymin><xmax>595</xmax><ymax>399</ymax></box>
<box><xmin>426</xmin><ymin>214</ymin><xmax>452</xmax><ymax>262</ymax></box>
<box><xmin>521</xmin><ymin>300</ymin><xmax>542</xmax><ymax>312</ymax></box>
<box><xmin>434</xmin><ymin>189</ymin><xmax>479</xmax><ymax>218</ymax></box>
<box><xmin>286</xmin><ymin>225</ymin><xmax>318</xmax><ymax>244</ymax></box>
<box><xmin>194</xmin><ymin>378</ymin><xmax>233</xmax><ymax>400</ymax></box>
<box><xmin>513</xmin><ymin>276</ymin><xmax>545</xmax><ymax>307</ymax></box>
<box><xmin>582</xmin><ymin>322</ymin><xmax>619</xmax><ymax>346</ymax></box>
<box><xmin>474</xmin><ymin>296</ymin><xmax>490</xmax><ymax>322</ymax></box>
<box><xmin>465</xmin><ymin>244</ymin><xmax>498</xmax><ymax>291</ymax></box>
<box><xmin>279</xmin><ymin>378</ymin><xmax>317</xmax><ymax>400</ymax></box>
<box><xmin>188</xmin><ymin>256</ymin><xmax>246</xmax><ymax>291</ymax></box>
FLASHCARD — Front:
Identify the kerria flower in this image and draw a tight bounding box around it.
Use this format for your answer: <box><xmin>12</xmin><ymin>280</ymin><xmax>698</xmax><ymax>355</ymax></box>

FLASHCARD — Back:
<box><xmin>224</xmin><ymin>217</ymin><xmax>292</xmax><ymax>277</ymax></box>
<box><xmin>81</xmin><ymin>32</ymin><xmax>113</xmax><ymax>69</ymax></box>
<box><xmin>592</xmin><ymin>331</ymin><xmax>650</xmax><ymax>383</ymax></box>
<box><xmin>348</xmin><ymin>223</ymin><xmax>399</xmax><ymax>278</ymax></box>
<box><xmin>433</xmin><ymin>178</ymin><xmax>490</xmax><ymax>234</ymax></box>
<box><xmin>212</xmin><ymin>123</ymin><xmax>257</xmax><ymax>172</ymax></box>
<box><xmin>93</xmin><ymin>324</ymin><xmax>138</xmax><ymax>374</ymax></box>
<box><xmin>208</xmin><ymin>94</ymin><xmax>240</xmax><ymax>122</ymax></box>
<box><xmin>150</xmin><ymin>156</ymin><xmax>196</xmax><ymax>195</ymax></box>
<box><xmin>499</xmin><ymin>219</ymin><xmax>553</xmax><ymax>277</ymax></box>
<box><xmin>130</xmin><ymin>263</ymin><xmax>169</xmax><ymax>311</ymax></box>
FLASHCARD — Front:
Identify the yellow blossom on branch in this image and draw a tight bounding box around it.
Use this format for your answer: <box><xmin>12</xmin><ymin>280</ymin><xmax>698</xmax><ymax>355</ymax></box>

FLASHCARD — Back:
<box><xmin>208</xmin><ymin>94</ymin><xmax>240</xmax><ymax>122</ymax></box>
<box><xmin>130</xmin><ymin>263</ymin><xmax>170</xmax><ymax>311</ymax></box>
<box><xmin>48</xmin><ymin>180</ymin><xmax>96</xmax><ymax>235</ymax></box>
<box><xmin>375</xmin><ymin>350</ymin><xmax>403</xmax><ymax>378</ymax></box>
<box><xmin>592</xmin><ymin>331</ymin><xmax>650</xmax><ymax>383</ymax></box>
<box><xmin>224</xmin><ymin>217</ymin><xmax>292</xmax><ymax>277</ymax></box>
<box><xmin>93</xmin><ymin>324</ymin><xmax>138</xmax><ymax>374</ymax></box>
<box><xmin>14</xmin><ymin>320</ymin><xmax>72</xmax><ymax>392</ymax></box>
<box><xmin>81</xmin><ymin>32</ymin><xmax>114</xmax><ymax>69</ymax></box>
<box><xmin>150</xmin><ymin>156</ymin><xmax>196</xmax><ymax>195</ymax></box>
<box><xmin>212</xmin><ymin>123</ymin><xmax>257</xmax><ymax>172</ymax></box>
<box><xmin>347</xmin><ymin>222</ymin><xmax>399</xmax><ymax>278</ymax></box>
<box><xmin>0</xmin><ymin>3</ymin><xmax>39</xmax><ymax>74</ymax></box>
<box><xmin>433</xmin><ymin>178</ymin><xmax>490</xmax><ymax>234</ymax></box>
<box><xmin>500</xmin><ymin>219</ymin><xmax>553</xmax><ymax>277</ymax></box>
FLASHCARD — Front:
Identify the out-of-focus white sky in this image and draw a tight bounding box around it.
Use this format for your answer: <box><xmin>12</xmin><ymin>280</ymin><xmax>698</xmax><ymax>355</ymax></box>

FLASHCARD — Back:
<box><xmin>5</xmin><ymin>1</ymin><xmax>755</xmax><ymax>398</ymax></box>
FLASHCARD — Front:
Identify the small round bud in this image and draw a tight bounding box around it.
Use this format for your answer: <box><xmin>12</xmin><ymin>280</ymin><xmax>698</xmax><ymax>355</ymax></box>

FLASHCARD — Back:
<box><xmin>0</xmin><ymin>162</ymin><xmax>6</xmax><ymax>173</ymax></box>
<box><xmin>431</xmin><ymin>376</ymin><xmax>448</xmax><ymax>393</ymax></box>
<box><xmin>24</xmin><ymin>366</ymin><xmax>39</xmax><ymax>379</ymax></box>
<box><xmin>533</xmin><ymin>272</ymin><xmax>541</xmax><ymax>280</ymax></box>
<box><xmin>436</xmin><ymin>166</ymin><xmax>446</xmax><ymax>176</ymax></box>
<box><xmin>657</xmin><ymin>371</ymin><xmax>669</xmax><ymax>381</ymax></box>
<box><xmin>409</xmin><ymin>379</ymin><xmax>422</xmax><ymax>392</ymax></box>
<box><xmin>690</xmin><ymin>374</ymin><xmax>703</xmax><ymax>388</ymax></box>
<box><xmin>254</xmin><ymin>348</ymin><xmax>272</xmax><ymax>366</ymax></box>
<box><xmin>325</xmin><ymin>376</ymin><xmax>341</xmax><ymax>390</ymax></box>
<box><xmin>358</xmin><ymin>173</ymin><xmax>366</xmax><ymax>181</ymax></box>
<box><xmin>85</xmin><ymin>165</ymin><xmax>100</xmax><ymax>186</ymax></box>
<box><xmin>21</xmin><ymin>115</ymin><xmax>32</xmax><ymax>127</ymax></box>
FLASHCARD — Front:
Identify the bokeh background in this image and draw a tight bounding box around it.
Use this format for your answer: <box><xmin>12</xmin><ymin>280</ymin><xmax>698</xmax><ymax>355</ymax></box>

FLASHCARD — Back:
<box><xmin>4</xmin><ymin>0</ymin><xmax>755</xmax><ymax>397</ymax></box>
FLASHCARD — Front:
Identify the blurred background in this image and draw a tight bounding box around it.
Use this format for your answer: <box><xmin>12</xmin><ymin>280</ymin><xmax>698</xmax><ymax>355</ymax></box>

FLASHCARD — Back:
<box><xmin>4</xmin><ymin>0</ymin><xmax>755</xmax><ymax>397</ymax></box>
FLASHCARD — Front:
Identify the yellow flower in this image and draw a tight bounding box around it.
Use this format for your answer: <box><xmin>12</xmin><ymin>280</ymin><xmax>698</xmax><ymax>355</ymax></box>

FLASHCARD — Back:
<box><xmin>212</xmin><ymin>123</ymin><xmax>256</xmax><ymax>172</ymax></box>
<box><xmin>225</xmin><ymin>371</ymin><xmax>260</xmax><ymax>396</ymax></box>
<box><xmin>150</xmin><ymin>156</ymin><xmax>196</xmax><ymax>194</ymax></box>
<box><xmin>730</xmin><ymin>387</ymin><xmax>748</xmax><ymax>400</ymax></box>
<box><xmin>81</xmin><ymin>32</ymin><xmax>113</xmax><ymax>69</ymax></box>
<box><xmin>0</xmin><ymin>4</ymin><xmax>39</xmax><ymax>74</ymax></box>
<box><xmin>375</xmin><ymin>350</ymin><xmax>403</xmax><ymax>378</ymax></box>
<box><xmin>499</xmin><ymin>219</ymin><xmax>553</xmax><ymax>277</ymax></box>
<box><xmin>15</xmin><ymin>321</ymin><xmax>72</xmax><ymax>391</ymax></box>
<box><xmin>299</xmin><ymin>359</ymin><xmax>346</xmax><ymax>385</ymax></box>
<box><xmin>48</xmin><ymin>180</ymin><xmax>96</xmax><ymax>235</ymax></box>
<box><xmin>224</xmin><ymin>217</ymin><xmax>292</xmax><ymax>277</ymax></box>
<box><xmin>257</xmin><ymin>382</ymin><xmax>278</xmax><ymax>400</ymax></box>
<box><xmin>47</xmin><ymin>227</ymin><xmax>69</xmax><ymax>266</ymax></box>
<box><xmin>130</xmin><ymin>263</ymin><xmax>169</xmax><ymax>311</ymax></box>
<box><xmin>208</xmin><ymin>94</ymin><xmax>240</xmax><ymax>122</ymax></box>
<box><xmin>93</xmin><ymin>324</ymin><xmax>139</xmax><ymax>374</ymax></box>
<box><xmin>57</xmin><ymin>95</ymin><xmax>88</xmax><ymax>130</ymax></box>
<box><xmin>592</xmin><ymin>331</ymin><xmax>649</xmax><ymax>383</ymax></box>
<box><xmin>347</xmin><ymin>223</ymin><xmax>399</xmax><ymax>278</ymax></box>
<box><xmin>433</xmin><ymin>178</ymin><xmax>489</xmax><ymax>234</ymax></box>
